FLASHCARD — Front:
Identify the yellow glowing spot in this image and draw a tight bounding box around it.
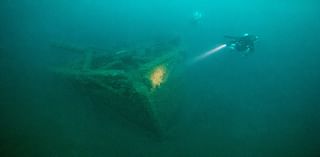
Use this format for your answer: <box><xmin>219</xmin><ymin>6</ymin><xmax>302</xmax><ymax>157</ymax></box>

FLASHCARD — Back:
<box><xmin>150</xmin><ymin>65</ymin><xmax>166</xmax><ymax>88</ymax></box>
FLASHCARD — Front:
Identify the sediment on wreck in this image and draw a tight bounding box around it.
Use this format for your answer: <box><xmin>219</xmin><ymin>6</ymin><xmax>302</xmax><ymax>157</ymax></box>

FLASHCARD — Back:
<box><xmin>51</xmin><ymin>39</ymin><xmax>187</xmax><ymax>136</ymax></box>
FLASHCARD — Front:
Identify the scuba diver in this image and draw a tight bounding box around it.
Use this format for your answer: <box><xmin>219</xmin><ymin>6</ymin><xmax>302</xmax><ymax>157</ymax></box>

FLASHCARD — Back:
<box><xmin>225</xmin><ymin>33</ymin><xmax>258</xmax><ymax>55</ymax></box>
<box><xmin>190</xmin><ymin>33</ymin><xmax>258</xmax><ymax>64</ymax></box>
<box><xmin>191</xmin><ymin>11</ymin><xmax>203</xmax><ymax>25</ymax></box>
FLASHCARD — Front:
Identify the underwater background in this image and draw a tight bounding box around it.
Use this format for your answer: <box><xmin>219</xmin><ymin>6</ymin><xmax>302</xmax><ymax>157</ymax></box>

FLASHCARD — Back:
<box><xmin>1</xmin><ymin>0</ymin><xmax>320</xmax><ymax>156</ymax></box>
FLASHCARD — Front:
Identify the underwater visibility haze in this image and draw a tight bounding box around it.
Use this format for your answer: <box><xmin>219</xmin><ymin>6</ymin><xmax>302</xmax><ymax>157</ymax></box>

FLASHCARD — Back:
<box><xmin>1</xmin><ymin>0</ymin><xmax>320</xmax><ymax>156</ymax></box>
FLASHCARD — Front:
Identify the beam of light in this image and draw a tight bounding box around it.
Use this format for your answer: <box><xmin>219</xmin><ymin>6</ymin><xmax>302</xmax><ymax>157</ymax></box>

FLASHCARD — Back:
<box><xmin>191</xmin><ymin>44</ymin><xmax>227</xmax><ymax>64</ymax></box>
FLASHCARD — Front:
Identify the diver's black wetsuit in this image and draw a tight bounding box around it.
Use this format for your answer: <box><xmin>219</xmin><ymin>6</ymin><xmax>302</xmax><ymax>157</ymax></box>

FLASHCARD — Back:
<box><xmin>225</xmin><ymin>34</ymin><xmax>258</xmax><ymax>54</ymax></box>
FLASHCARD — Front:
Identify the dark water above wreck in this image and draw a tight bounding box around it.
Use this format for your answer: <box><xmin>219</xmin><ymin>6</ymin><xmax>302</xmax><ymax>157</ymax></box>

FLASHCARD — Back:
<box><xmin>1</xmin><ymin>0</ymin><xmax>320</xmax><ymax>156</ymax></box>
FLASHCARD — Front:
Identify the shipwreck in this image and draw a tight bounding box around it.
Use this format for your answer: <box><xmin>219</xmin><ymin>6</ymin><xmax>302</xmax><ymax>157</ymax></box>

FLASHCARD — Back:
<box><xmin>51</xmin><ymin>38</ymin><xmax>187</xmax><ymax>135</ymax></box>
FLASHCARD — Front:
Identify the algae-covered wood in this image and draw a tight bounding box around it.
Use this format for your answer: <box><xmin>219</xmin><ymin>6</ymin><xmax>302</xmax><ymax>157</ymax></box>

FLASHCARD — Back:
<box><xmin>52</xmin><ymin>40</ymin><xmax>186</xmax><ymax>134</ymax></box>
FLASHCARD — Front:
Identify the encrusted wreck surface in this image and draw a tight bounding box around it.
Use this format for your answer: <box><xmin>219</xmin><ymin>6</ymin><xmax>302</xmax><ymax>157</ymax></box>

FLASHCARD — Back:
<box><xmin>52</xmin><ymin>39</ymin><xmax>186</xmax><ymax>135</ymax></box>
